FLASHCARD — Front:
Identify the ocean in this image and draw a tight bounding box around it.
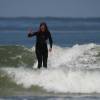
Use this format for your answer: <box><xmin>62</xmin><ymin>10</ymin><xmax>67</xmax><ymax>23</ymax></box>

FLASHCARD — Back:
<box><xmin>0</xmin><ymin>17</ymin><xmax>100</xmax><ymax>100</ymax></box>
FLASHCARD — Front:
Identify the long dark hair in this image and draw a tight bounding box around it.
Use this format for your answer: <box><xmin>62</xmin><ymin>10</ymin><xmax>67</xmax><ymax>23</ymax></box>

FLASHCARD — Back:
<box><xmin>39</xmin><ymin>22</ymin><xmax>49</xmax><ymax>32</ymax></box>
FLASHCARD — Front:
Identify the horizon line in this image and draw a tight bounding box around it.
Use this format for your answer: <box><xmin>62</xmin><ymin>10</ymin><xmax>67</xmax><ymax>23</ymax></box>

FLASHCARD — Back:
<box><xmin>0</xmin><ymin>16</ymin><xmax>100</xmax><ymax>19</ymax></box>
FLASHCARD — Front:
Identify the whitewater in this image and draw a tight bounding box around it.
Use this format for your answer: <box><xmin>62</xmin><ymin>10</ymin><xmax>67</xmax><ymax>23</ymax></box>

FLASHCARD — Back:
<box><xmin>1</xmin><ymin>43</ymin><xmax>100</xmax><ymax>94</ymax></box>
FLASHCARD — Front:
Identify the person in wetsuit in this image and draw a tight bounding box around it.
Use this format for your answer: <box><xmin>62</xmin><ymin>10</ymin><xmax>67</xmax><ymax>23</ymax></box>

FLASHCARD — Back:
<box><xmin>28</xmin><ymin>22</ymin><xmax>53</xmax><ymax>69</ymax></box>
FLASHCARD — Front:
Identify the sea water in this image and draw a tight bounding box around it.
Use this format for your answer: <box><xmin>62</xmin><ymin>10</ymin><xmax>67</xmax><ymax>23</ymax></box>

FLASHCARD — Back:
<box><xmin>0</xmin><ymin>17</ymin><xmax>100</xmax><ymax>100</ymax></box>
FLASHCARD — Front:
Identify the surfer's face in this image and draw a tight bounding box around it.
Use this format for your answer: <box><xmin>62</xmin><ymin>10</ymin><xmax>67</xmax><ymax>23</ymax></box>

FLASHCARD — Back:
<box><xmin>40</xmin><ymin>25</ymin><xmax>46</xmax><ymax>32</ymax></box>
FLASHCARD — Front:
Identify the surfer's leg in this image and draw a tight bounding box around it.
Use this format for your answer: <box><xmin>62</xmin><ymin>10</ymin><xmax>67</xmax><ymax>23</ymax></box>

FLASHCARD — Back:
<box><xmin>36</xmin><ymin>50</ymin><xmax>42</xmax><ymax>69</ymax></box>
<box><xmin>43</xmin><ymin>49</ymin><xmax>48</xmax><ymax>68</ymax></box>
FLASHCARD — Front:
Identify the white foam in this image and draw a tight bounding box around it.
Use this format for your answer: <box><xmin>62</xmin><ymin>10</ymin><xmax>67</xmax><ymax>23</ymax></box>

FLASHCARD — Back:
<box><xmin>1</xmin><ymin>43</ymin><xmax>100</xmax><ymax>93</ymax></box>
<box><xmin>48</xmin><ymin>43</ymin><xmax>99</xmax><ymax>69</ymax></box>
<box><xmin>2</xmin><ymin>67</ymin><xmax>100</xmax><ymax>93</ymax></box>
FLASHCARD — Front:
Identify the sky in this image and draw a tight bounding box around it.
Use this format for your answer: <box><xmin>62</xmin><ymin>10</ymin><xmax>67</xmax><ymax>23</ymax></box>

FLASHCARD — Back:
<box><xmin>0</xmin><ymin>0</ymin><xmax>100</xmax><ymax>17</ymax></box>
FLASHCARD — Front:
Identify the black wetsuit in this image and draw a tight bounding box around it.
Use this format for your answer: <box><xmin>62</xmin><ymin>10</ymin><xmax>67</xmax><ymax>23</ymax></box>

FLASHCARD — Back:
<box><xmin>28</xmin><ymin>31</ymin><xmax>53</xmax><ymax>68</ymax></box>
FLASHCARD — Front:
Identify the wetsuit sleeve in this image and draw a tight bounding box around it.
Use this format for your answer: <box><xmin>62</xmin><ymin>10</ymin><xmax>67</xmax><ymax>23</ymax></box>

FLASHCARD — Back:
<box><xmin>48</xmin><ymin>32</ymin><xmax>53</xmax><ymax>48</ymax></box>
<box><xmin>28</xmin><ymin>32</ymin><xmax>37</xmax><ymax>37</ymax></box>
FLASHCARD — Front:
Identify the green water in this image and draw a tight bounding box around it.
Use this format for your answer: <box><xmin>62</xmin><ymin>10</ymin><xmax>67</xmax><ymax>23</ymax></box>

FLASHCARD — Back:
<box><xmin>0</xmin><ymin>45</ymin><xmax>36</xmax><ymax>67</ymax></box>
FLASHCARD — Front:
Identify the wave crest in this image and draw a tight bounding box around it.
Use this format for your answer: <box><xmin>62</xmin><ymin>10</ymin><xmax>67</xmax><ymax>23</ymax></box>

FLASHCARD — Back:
<box><xmin>1</xmin><ymin>43</ymin><xmax>100</xmax><ymax>93</ymax></box>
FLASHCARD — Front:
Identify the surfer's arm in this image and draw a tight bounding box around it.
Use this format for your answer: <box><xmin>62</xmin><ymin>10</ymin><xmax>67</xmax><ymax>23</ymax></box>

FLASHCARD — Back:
<box><xmin>48</xmin><ymin>32</ymin><xmax>53</xmax><ymax>48</ymax></box>
<box><xmin>28</xmin><ymin>32</ymin><xmax>37</xmax><ymax>37</ymax></box>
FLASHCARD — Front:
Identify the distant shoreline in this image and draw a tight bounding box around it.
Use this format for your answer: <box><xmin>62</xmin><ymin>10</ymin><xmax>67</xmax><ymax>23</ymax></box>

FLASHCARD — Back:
<box><xmin>0</xmin><ymin>16</ymin><xmax>100</xmax><ymax>20</ymax></box>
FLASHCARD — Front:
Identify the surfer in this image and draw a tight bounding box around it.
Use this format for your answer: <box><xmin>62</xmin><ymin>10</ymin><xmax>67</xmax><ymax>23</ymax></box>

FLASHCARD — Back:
<box><xmin>28</xmin><ymin>22</ymin><xmax>53</xmax><ymax>69</ymax></box>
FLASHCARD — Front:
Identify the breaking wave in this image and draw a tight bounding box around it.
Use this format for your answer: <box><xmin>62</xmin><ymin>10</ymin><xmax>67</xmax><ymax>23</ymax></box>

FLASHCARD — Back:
<box><xmin>1</xmin><ymin>43</ymin><xmax>100</xmax><ymax>94</ymax></box>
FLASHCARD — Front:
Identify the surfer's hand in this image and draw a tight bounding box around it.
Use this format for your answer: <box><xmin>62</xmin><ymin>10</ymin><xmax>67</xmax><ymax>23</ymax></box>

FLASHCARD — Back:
<box><xmin>28</xmin><ymin>27</ymin><xmax>33</xmax><ymax>37</ymax></box>
<box><xmin>49</xmin><ymin>48</ymin><xmax>52</xmax><ymax>52</ymax></box>
<box><xmin>28</xmin><ymin>33</ymin><xmax>32</xmax><ymax>37</ymax></box>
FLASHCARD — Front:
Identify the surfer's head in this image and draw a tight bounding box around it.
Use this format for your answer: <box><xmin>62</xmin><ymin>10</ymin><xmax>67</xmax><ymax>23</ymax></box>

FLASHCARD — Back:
<box><xmin>39</xmin><ymin>22</ymin><xmax>49</xmax><ymax>32</ymax></box>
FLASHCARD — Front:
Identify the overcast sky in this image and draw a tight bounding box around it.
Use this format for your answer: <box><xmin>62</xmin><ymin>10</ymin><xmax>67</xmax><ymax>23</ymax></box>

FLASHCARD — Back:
<box><xmin>0</xmin><ymin>0</ymin><xmax>100</xmax><ymax>17</ymax></box>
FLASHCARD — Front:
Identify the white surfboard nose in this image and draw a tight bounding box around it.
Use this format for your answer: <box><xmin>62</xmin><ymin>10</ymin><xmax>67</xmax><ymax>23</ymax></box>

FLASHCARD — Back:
<box><xmin>32</xmin><ymin>61</ymin><xmax>38</xmax><ymax>69</ymax></box>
